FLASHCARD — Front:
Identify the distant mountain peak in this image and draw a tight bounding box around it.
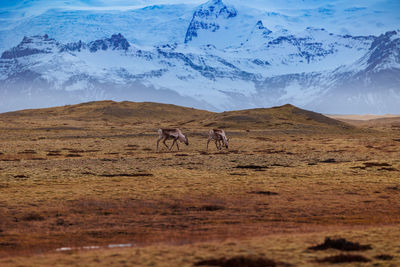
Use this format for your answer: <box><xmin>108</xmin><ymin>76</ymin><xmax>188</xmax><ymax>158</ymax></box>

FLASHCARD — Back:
<box><xmin>370</xmin><ymin>30</ymin><xmax>398</xmax><ymax>49</ymax></box>
<box><xmin>1</xmin><ymin>33</ymin><xmax>132</xmax><ymax>59</ymax></box>
<box><xmin>254</xmin><ymin>20</ymin><xmax>272</xmax><ymax>35</ymax></box>
<box><xmin>1</xmin><ymin>34</ymin><xmax>59</xmax><ymax>59</ymax></box>
<box><xmin>202</xmin><ymin>0</ymin><xmax>231</xmax><ymax>12</ymax></box>
<box><xmin>184</xmin><ymin>0</ymin><xmax>238</xmax><ymax>43</ymax></box>
<box><xmin>88</xmin><ymin>33</ymin><xmax>130</xmax><ymax>52</ymax></box>
<box><xmin>242</xmin><ymin>20</ymin><xmax>273</xmax><ymax>48</ymax></box>
<box><xmin>60</xmin><ymin>33</ymin><xmax>130</xmax><ymax>53</ymax></box>
<box><xmin>366</xmin><ymin>30</ymin><xmax>400</xmax><ymax>71</ymax></box>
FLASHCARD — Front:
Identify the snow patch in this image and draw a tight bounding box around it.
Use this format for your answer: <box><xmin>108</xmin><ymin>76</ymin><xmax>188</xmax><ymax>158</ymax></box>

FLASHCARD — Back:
<box><xmin>55</xmin><ymin>243</ymin><xmax>134</xmax><ymax>252</ymax></box>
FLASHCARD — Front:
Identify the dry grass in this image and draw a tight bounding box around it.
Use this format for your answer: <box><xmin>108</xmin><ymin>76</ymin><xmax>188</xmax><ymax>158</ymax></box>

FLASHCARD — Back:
<box><xmin>0</xmin><ymin>101</ymin><xmax>400</xmax><ymax>266</ymax></box>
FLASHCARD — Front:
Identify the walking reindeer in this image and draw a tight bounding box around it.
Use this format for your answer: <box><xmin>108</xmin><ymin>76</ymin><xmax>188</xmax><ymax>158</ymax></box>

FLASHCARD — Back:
<box><xmin>206</xmin><ymin>129</ymin><xmax>229</xmax><ymax>151</ymax></box>
<box><xmin>156</xmin><ymin>128</ymin><xmax>189</xmax><ymax>152</ymax></box>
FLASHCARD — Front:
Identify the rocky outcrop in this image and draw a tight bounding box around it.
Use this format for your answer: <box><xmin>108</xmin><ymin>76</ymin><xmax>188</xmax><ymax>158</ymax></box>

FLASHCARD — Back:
<box><xmin>88</xmin><ymin>33</ymin><xmax>130</xmax><ymax>52</ymax></box>
<box><xmin>1</xmin><ymin>35</ymin><xmax>57</xmax><ymax>59</ymax></box>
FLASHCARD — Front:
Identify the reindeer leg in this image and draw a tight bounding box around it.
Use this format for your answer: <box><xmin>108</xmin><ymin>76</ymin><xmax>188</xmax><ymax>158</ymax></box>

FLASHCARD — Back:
<box><xmin>215</xmin><ymin>140</ymin><xmax>219</xmax><ymax>150</ymax></box>
<box><xmin>206</xmin><ymin>139</ymin><xmax>211</xmax><ymax>151</ymax></box>
<box><xmin>163</xmin><ymin>138</ymin><xmax>170</xmax><ymax>150</ymax></box>
<box><xmin>175</xmin><ymin>139</ymin><xmax>180</xmax><ymax>151</ymax></box>
<box><xmin>170</xmin><ymin>139</ymin><xmax>177</xmax><ymax>151</ymax></box>
<box><xmin>156</xmin><ymin>136</ymin><xmax>163</xmax><ymax>152</ymax></box>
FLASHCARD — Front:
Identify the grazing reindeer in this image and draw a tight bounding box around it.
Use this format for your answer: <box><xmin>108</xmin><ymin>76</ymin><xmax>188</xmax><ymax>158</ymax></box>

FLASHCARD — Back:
<box><xmin>157</xmin><ymin>128</ymin><xmax>189</xmax><ymax>152</ymax></box>
<box><xmin>207</xmin><ymin>129</ymin><xmax>229</xmax><ymax>151</ymax></box>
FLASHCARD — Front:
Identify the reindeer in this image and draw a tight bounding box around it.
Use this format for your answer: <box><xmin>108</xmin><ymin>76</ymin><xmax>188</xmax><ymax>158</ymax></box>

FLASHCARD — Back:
<box><xmin>156</xmin><ymin>128</ymin><xmax>189</xmax><ymax>152</ymax></box>
<box><xmin>206</xmin><ymin>129</ymin><xmax>229</xmax><ymax>151</ymax></box>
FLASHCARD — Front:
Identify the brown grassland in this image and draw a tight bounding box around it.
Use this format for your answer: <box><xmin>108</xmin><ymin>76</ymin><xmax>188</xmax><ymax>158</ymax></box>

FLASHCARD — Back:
<box><xmin>0</xmin><ymin>101</ymin><xmax>400</xmax><ymax>266</ymax></box>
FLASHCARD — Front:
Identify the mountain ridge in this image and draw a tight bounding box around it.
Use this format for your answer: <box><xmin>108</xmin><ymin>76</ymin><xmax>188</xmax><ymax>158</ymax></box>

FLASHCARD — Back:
<box><xmin>0</xmin><ymin>0</ymin><xmax>399</xmax><ymax>114</ymax></box>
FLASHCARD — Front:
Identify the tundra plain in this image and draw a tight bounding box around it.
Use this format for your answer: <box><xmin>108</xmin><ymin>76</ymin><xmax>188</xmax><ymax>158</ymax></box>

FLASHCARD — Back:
<box><xmin>0</xmin><ymin>101</ymin><xmax>400</xmax><ymax>266</ymax></box>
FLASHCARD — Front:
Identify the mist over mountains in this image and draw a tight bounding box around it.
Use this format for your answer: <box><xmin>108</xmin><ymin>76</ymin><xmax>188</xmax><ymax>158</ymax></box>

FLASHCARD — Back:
<box><xmin>0</xmin><ymin>0</ymin><xmax>399</xmax><ymax>113</ymax></box>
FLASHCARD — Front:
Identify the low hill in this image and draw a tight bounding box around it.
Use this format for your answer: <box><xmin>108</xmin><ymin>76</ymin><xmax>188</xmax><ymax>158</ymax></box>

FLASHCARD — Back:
<box><xmin>327</xmin><ymin>114</ymin><xmax>400</xmax><ymax>121</ymax></box>
<box><xmin>327</xmin><ymin>114</ymin><xmax>400</xmax><ymax>130</ymax></box>
<box><xmin>206</xmin><ymin>104</ymin><xmax>352</xmax><ymax>132</ymax></box>
<box><xmin>0</xmin><ymin>101</ymin><xmax>353</xmax><ymax>132</ymax></box>
<box><xmin>1</xmin><ymin>101</ymin><xmax>212</xmax><ymax>122</ymax></box>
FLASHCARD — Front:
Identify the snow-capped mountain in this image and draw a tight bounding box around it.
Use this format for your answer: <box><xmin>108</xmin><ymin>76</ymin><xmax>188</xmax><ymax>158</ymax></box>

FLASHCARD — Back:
<box><xmin>309</xmin><ymin>31</ymin><xmax>400</xmax><ymax>114</ymax></box>
<box><xmin>0</xmin><ymin>0</ymin><xmax>399</xmax><ymax>114</ymax></box>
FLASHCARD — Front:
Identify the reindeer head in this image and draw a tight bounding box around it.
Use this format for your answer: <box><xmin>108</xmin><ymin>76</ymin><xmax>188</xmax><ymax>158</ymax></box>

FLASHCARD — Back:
<box><xmin>224</xmin><ymin>136</ymin><xmax>230</xmax><ymax>149</ymax></box>
<box><xmin>179</xmin><ymin>133</ymin><xmax>189</xmax><ymax>145</ymax></box>
<box><xmin>184</xmin><ymin>136</ymin><xmax>189</xmax><ymax>146</ymax></box>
